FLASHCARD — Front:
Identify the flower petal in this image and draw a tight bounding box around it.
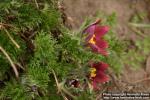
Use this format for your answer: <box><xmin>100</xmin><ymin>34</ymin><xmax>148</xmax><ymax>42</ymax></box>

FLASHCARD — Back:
<box><xmin>97</xmin><ymin>48</ymin><xmax>108</xmax><ymax>56</ymax></box>
<box><xmin>83</xmin><ymin>24</ymin><xmax>95</xmax><ymax>34</ymax></box>
<box><xmin>92</xmin><ymin>71</ymin><xmax>109</xmax><ymax>90</ymax></box>
<box><xmin>92</xmin><ymin>81</ymin><xmax>99</xmax><ymax>90</ymax></box>
<box><xmin>84</xmin><ymin>25</ymin><xmax>96</xmax><ymax>42</ymax></box>
<box><xmin>88</xmin><ymin>42</ymin><xmax>108</xmax><ymax>56</ymax></box>
<box><xmin>88</xmin><ymin>43</ymin><xmax>99</xmax><ymax>52</ymax></box>
<box><xmin>94</xmin><ymin>26</ymin><xmax>109</xmax><ymax>40</ymax></box>
<box><xmin>94</xmin><ymin>71</ymin><xmax>109</xmax><ymax>83</ymax></box>
<box><xmin>93</xmin><ymin>62</ymin><xmax>109</xmax><ymax>71</ymax></box>
<box><xmin>96</xmin><ymin>39</ymin><xmax>109</xmax><ymax>49</ymax></box>
<box><xmin>83</xmin><ymin>19</ymin><xmax>101</xmax><ymax>34</ymax></box>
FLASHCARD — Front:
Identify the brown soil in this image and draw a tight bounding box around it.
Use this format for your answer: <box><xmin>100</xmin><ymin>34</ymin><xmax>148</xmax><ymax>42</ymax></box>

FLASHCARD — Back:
<box><xmin>63</xmin><ymin>0</ymin><xmax>150</xmax><ymax>92</ymax></box>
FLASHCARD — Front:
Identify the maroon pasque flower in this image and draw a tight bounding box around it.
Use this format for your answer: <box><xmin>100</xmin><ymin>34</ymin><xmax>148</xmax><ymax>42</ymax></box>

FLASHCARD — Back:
<box><xmin>83</xmin><ymin>19</ymin><xmax>109</xmax><ymax>56</ymax></box>
<box><xmin>89</xmin><ymin>61</ymin><xmax>109</xmax><ymax>90</ymax></box>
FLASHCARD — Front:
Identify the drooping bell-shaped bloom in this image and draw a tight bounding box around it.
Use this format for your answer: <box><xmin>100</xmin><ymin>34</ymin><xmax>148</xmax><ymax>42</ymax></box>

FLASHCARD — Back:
<box><xmin>89</xmin><ymin>61</ymin><xmax>109</xmax><ymax>90</ymax></box>
<box><xmin>69</xmin><ymin>79</ymin><xmax>80</xmax><ymax>88</ymax></box>
<box><xmin>82</xmin><ymin>19</ymin><xmax>109</xmax><ymax>56</ymax></box>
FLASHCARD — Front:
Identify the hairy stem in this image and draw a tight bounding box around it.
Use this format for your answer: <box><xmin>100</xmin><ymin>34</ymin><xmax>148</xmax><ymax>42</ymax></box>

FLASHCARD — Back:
<box><xmin>51</xmin><ymin>69</ymin><xmax>76</xmax><ymax>99</ymax></box>
<box><xmin>34</xmin><ymin>0</ymin><xmax>39</xmax><ymax>9</ymax></box>
<box><xmin>4</xmin><ymin>28</ymin><xmax>20</xmax><ymax>49</ymax></box>
<box><xmin>0</xmin><ymin>46</ymin><xmax>19</xmax><ymax>78</ymax></box>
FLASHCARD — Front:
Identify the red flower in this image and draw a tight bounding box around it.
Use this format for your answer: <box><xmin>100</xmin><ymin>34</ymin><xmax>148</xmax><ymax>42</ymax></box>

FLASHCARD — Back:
<box><xmin>89</xmin><ymin>61</ymin><xmax>109</xmax><ymax>90</ymax></box>
<box><xmin>83</xmin><ymin>19</ymin><xmax>109</xmax><ymax>56</ymax></box>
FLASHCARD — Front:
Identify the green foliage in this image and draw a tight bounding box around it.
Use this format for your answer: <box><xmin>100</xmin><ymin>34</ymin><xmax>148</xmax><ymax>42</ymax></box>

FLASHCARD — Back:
<box><xmin>24</xmin><ymin>32</ymin><xmax>57</xmax><ymax>92</ymax></box>
<box><xmin>130</xmin><ymin>12</ymin><xmax>147</xmax><ymax>23</ymax></box>
<box><xmin>0</xmin><ymin>0</ymin><xmax>62</xmax><ymax>99</ymax></box>
<box><xmin>123</xmin><ymin>12</ymin><xmax>150</xmax><ymax>70</ymax></box>
<box><xmin>124</xmin><ymin>50</ymin><xmax>145</xmax><ymax>69</ymax></box>
<box><xmin>135</xmin><ymin>37</ymin><xmax>150</xmax><ymax>54</ymax></box>
<box><xmin>0</xmin><ymin>80</ymin><xmax>29</xmax><ymax>100</ymax></box>
<box><xmin>124</xmin><ymin>37</ymin><xmax>150</xmax><ymax>70</ymax></box>
<box><xmin>0</xmin><ymin>29</ymin><xmax>26</xmax><ymax>80</ymax></box>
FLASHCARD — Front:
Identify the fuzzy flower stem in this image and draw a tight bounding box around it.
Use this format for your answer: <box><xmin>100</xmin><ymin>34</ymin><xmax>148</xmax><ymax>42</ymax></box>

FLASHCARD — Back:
<box><xmin>0</xmin><ymin>46</ymin><xmax>19</xmax><ymax>78</ymax></box>
<box><xmin>4</xmin><ymin>28</ymin><xmax>20</xmax><ymax>49</ymax></box>
<box><xmin>51</xmin><ymin>69</ymin><xmax>76</xmax><ymax>99</ymax></box>
<box><xmin>0</xmin><ymin>23</ymin><xmax>13</xmax><ymax>28</ymax></box>
<box><xmin>131</xmin><ymin>77</ymin><xmax>150</xmax><ymax>84</ymax></box>
<box><xmin>34</xmin><ymin>0</ymin><xmax>39</xmax><ymax>9</ymax></box>
<box><xmin>129</xmin><ymin>23</ymin><xmax>150</xmax><ymax>28</ymax></box>
<box><xmin>129</xmin><ymin>27</ymin><xmax>146</xmax><ymax>38</ymax></box>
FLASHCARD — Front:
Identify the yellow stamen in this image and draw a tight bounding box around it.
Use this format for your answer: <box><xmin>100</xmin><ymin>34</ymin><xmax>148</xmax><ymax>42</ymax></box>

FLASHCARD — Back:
<box><xmin>90</xmin><ymin>68</ymin><xmax>96</xmax><ymax>77</ymax></box>
<box><xmin>89</xmin><ymin>35</ymin><xmax>96</xmax><ymax>44</ymax></box>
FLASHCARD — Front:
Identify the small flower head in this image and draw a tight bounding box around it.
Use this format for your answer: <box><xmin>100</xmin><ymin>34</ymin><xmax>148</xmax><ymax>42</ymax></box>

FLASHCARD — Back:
<box><xmin>83</xmin><ymin>19</ymin><xmax>109</xmax><ymax>56</ymax></box>
<box><xmin>66</xmin><ymin>79</ymin><xmax>80</xmax><ymax>88</ymax></box>
<box><xmin>89</xmin><ymin>61</ymin><xmax>109</xmax><ymax>90</ymax></box>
